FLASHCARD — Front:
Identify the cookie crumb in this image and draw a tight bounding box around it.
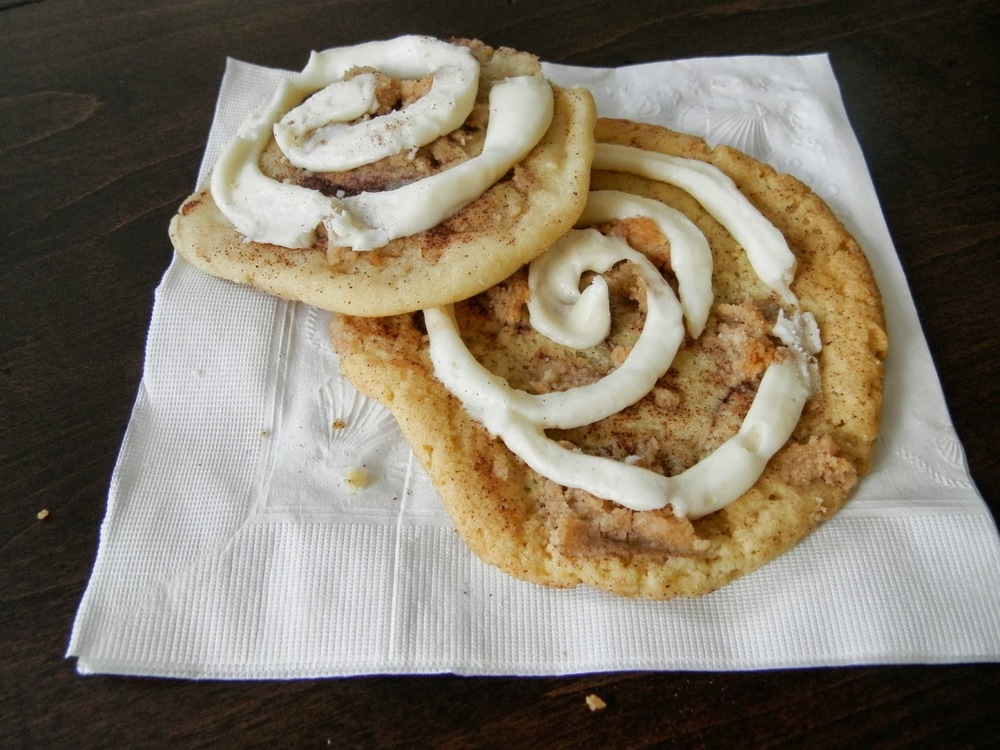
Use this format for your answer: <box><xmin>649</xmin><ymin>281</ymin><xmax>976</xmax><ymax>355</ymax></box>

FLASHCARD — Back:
<box><xmin>333</xmin><ymin>420</ymin><xmax>347</xmax><ymax>430</ymax></box>
<box><xmin>345</xmin><ymin>467</ymin><xmax>370</xmax><ymax>489</ymax></box>
<box><xmin>585</xmin><ymin>693</ymin><xmax>607</xmax><ymax>712</ymax></box>
<box><xmin>36</xmin><ymin>509</ymin><xmax>49</xmax><ymax>521</ymax></box>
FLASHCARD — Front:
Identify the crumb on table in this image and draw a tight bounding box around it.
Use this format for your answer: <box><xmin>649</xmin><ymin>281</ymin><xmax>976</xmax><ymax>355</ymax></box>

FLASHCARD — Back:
<box><xmin>585</xmin><ymin>693</ymin><xmax>607</xmax><ymax>712</ymax></box>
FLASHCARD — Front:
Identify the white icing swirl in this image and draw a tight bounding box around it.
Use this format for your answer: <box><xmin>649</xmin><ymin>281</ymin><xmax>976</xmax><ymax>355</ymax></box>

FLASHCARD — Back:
<box><xmin>210</xmin><ymin>36</ymin><xmax>553</xmax><ymax>251</ymax></box>
<box><xmin>327</xmin><ymin>76</ymin><xmax>553</xmax><ymax>251</ymax></box>
<box><xmin>430</xmin><ymin>228</ymin><xmax>684</xmax><ymax>431</ymax></box>
<box><xmin>594</xmin><ymin>143</ymin><xmax>798</xmax><ymax>303</ymax></box>
<box><xmin>577</xmin><ymin>190</ymin><xmax>713</xmax><ymax>338</ymax></box>
<box><xmin>426</xmin><ymin>148</ymin><xmax>821</xmax><ymax>518</ymax></box>
<box><xmin>273</xmin><ymin>37</ymin><xmax>479</xmax><ymax>172</ymax></box>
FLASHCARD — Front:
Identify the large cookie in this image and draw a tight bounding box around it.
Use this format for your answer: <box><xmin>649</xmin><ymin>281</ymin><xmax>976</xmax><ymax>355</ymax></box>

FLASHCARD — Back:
<box><xmin>332</xmin><ymin>119</ymin><xmax>887</xmax><ymax>599</ymax></box>
<box><xmin>169</xmin><ymin>37</ymin><xmax>596</xmax><ymax>316</ymax></box>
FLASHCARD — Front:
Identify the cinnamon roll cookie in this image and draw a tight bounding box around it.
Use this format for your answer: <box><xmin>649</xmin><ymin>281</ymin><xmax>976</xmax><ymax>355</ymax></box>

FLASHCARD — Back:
<box><xmin>332</xmin><ymin>118</ymin><xmax>887</xmax><ymax>599</ymax></box>
<box><xmin>170</xmin><ymin>36</ymin><xmax>596</xmax><ymax>315</ymax></box>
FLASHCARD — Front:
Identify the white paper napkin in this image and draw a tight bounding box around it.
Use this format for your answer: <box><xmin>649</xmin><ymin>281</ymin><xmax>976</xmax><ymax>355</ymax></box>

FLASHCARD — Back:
<box><xmin>68</xmin><ymin>53</ymin><xmax>1000</xmax><ymax>678</ymax></box>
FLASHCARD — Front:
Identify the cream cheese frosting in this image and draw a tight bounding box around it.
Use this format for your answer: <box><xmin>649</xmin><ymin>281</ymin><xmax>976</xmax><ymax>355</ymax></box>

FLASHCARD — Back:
<box><xmin>426</xmin><ymin>147</ymin><xmax>820</xmax><ymax>518</ymax></box>
<box><xmin>210</xmin><ymin>35</ymin><xmax>554</xmax><ymax>251</ymax></box>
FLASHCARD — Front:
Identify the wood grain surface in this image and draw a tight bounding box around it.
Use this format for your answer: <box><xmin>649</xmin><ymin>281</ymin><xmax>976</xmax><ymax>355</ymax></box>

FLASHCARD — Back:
<box><xmin>2</xmin><ymin>1</ymin><xmax>997</xmax><ymax>747</ymax></box>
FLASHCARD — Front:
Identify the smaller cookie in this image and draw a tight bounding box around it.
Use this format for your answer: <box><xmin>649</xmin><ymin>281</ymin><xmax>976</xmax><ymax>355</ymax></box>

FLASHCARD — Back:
<box><xmin>169</xmin><ymin>36</ymin><xmax>596</xmax><ymax>316</ymax></box>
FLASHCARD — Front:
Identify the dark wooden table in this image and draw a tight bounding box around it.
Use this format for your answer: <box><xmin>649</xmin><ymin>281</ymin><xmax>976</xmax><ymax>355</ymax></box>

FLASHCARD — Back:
<box><xmin>3</xmin><ymin>1</ymin><xmax>998</xmax><ymax>747</ymax></box>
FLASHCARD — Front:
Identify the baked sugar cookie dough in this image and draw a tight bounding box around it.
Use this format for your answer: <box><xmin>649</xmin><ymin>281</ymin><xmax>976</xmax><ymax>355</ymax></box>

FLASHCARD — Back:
<box><xmin>332</xmin><ymin>118</ymin><xmax>887</xmax><ymax>599</ymax></box>
<box><xmin>169</xmin><ymin>37</ymin><xmax>596</xmax><ymax>316</ymax></box>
